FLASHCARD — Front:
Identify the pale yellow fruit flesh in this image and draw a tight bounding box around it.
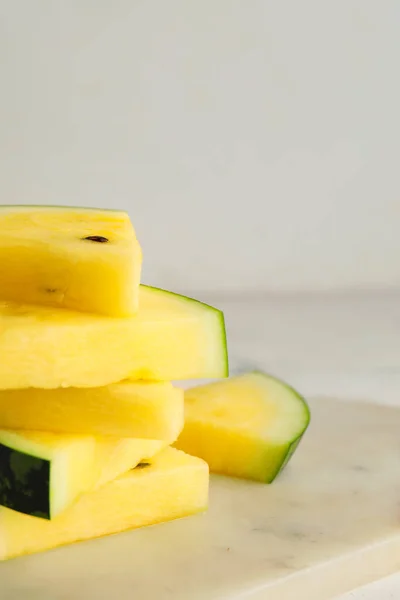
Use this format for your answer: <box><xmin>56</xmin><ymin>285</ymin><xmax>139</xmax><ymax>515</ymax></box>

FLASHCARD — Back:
<box><xmin>0</xmin><ymin>430</ymin><xmax>166</xmax><ymax>519</ymax></box>
<box><xmin>175</xmin><ymin>372</ymin><xmax>310</xmax><ymax>483</ymax></box>
<box><xmin>0</xmin><ymin>285</ymin><xmax>227</xmax><ymax>389</ymax></box>
<box><xmin>0</xmin><ymin>381</ymin><xmax>184</xmax><ymax>439</ymax></box>
<box><xmin>0</xmin><ymin>448</ymin><xmax>209</xmax><ymax>560</ymax></box>
<box><xmin>0</xmin><ymin>206</ymin><xmax>142</xmax><ymax>317</ymax></box>
<box><xmin>92</xmin><ymin>438</ymin><xmax>166</xmax><ymax>490</ymax></box>
<box><xmin>0</xmin><ymin>430</ymin><xmax>96</xmax><ymax>519</ymax></box>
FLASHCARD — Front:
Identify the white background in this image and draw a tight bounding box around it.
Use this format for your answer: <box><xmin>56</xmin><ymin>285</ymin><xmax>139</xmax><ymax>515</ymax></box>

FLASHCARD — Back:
<box><xmin>0</xmin><ymin>0</ymin><xmax>399</xmax><ymax>293</ymax></box>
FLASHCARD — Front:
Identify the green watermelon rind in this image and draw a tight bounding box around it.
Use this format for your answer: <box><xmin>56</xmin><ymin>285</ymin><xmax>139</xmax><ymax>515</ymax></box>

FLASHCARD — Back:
<box><xmin>141</xmin><ymin>285</ymin><xmax>229</xmax><ymax>377</ymax></box>
<box><xmin>0</xmin><ymin>442</ymin><xmax>51</xmax><ymax>520</ymax></box>
<box><xmin>248</xmin><ymin>371</ymin><xmax>310</xmax><ymax>483</ymax></box>
<box><xmin>0</xmin><ymin>207</ymin><xmax>229</xmax><ymax>376</ymax></box>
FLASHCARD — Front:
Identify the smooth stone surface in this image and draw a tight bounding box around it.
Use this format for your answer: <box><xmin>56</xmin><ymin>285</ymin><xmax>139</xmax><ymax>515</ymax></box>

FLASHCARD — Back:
<box><xmin>1</xmin><ymin>397</ymin><xmax>399</xmax><ymax>600</ymax></box>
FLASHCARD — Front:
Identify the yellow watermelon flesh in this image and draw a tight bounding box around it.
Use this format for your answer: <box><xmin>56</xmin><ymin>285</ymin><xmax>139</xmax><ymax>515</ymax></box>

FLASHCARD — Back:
<box><xmin>0</xmin><ymin>429</ymin><xmax>166</xmax><ymax>520</ymax></box>
<box><xmin>175</xmin><ymin>372</ymin><xmax>310</xmax><ymax>483</ymax></box>
<box><xmin>0</xmin><ymin>285</ymin><xmax>228</xmax><ymax>389</ymax></box>
<box><xmin>0</xmin><ymin>205</ymin><xmax>142</xmax><ymax>317</ymax></box>
<box><xmin>0</xmin><ymin>448</ymin><xmax>209</xmax><ymax>560</ymax></box>
<box><xmin>0</xmin><ymin>380</ymin><xmax>184</xmax><ymax>440</ymax></box>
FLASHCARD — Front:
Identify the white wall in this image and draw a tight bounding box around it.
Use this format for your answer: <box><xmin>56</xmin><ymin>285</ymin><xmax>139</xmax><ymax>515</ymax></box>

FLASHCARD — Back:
<box><xmin>0</xmin><ymin>1</ymin><xmax>399</xmax><ymax>292</ymax></box>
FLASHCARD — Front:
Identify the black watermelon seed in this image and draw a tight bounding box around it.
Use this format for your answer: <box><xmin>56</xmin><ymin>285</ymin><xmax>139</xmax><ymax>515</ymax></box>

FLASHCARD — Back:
<box><xmin>135</xmin><ymin>462</ymin><xmax>151</xmax><ymax>469</ymax></box>
<box><xmin>83</xmin><ymin>235</ymin><xmax>109</xmax><ymax>243</ymax></box>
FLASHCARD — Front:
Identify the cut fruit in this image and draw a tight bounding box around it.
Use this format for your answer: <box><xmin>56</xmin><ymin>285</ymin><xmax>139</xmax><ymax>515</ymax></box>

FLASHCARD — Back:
<box><xmin>0</xmin><ymin>285</ymin><xmax>228</xmax><ymax>389</ymax></box>
<box><xmin>0</xmin><ymin>430</ymin><xmax>165</xmax><ymax>520</ymax></box>
<box><xmin>0</xmin><ymin>205</ymin><xmax>142</xmax><ymax>317</ymax></box>
<box><xmin>0</xmin><ymin>380</ymin><xmax>184</xmax><ymax>440</ymax></box>
<box><xmin>175</xmin><ymin>371</ymin><xmax>310</xmax><ymax>483</ymax></box>
<box><xmin>0</xmin><ymin>448</ymin><xmax>209</xmax><ymax>560</ymax></box>
<box><xmin>92</xmin><ymin>437</ymin><xmax>166</xmax><ymax>490</ymax></box>
<box><xmin>0</xmin><ymin>430</ymin><xmax>95</xmax><ymax>520</ymax></box>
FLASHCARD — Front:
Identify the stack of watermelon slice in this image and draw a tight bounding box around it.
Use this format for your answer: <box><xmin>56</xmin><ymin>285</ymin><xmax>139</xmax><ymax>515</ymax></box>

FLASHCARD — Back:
<box><xmin>0</xmin><ymin>206</ymin><xmax>228</xmax><ymax>560</ymax></box>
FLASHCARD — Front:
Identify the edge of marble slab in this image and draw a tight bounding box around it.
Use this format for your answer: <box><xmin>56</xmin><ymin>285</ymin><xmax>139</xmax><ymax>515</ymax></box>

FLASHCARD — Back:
<box><xmin>175</xmin><ymin>378</ymin><xmax>400</xmax><ymax>600</ymax></box>
<box><xmin>337</xmin><ymin>571</ymin><xmax>400</xmax><ymax>600</ymax></box>
<box><xmin>3</xmin><ymin>386</ymin><xmax>398</xmax><ymax>600</ymax></box>
<box><xmin>230</xmin><ymin>536</ymin><xmax>400</xmax><ymax>600</ymax></box>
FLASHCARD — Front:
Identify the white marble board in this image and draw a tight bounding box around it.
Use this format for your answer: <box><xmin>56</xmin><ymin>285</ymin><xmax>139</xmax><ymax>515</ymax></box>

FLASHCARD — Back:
<box><xmin>1</xmin><ymin>397</ymin><xmax>399</xmax><ymax>600</ymax></box>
